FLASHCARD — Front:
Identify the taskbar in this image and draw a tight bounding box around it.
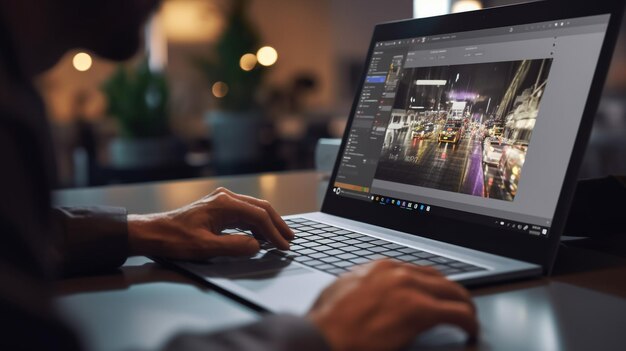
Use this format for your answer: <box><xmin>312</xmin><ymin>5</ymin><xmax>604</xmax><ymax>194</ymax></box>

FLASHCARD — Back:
<box><xmin>331</xmin><ymin>186</ymin><xmax>550</xmax><ymax>238</ymax></box>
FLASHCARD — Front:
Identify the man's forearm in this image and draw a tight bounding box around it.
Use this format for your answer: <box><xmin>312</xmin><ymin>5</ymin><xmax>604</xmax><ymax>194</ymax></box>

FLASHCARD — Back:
<box><xmin>52</xmin><ymin>206</ymin><xmax>129</xmax><ymax>276</ymax></box>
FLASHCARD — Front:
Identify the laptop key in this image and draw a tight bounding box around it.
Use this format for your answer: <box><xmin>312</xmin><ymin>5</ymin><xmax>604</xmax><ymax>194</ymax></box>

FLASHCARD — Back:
<box><xmin>383</xmin><ymin>243</ymin><xmax>405</xmax><ymax>250</ymax></box>
<box><xmin>330</xmin><ymin>235</ymin><xmax>351</xmax><ymax>242</ymax></box>
<box><xmin>355</xmin><ymin>243</ymin><xmax>375</xmax><ymax>249</ymax></box>
<box><xmin>352</xmin><ymin>250</ymin><xmax>375</xmax><ymax>256</ymax></box>
<box><xmin>396</xmin><ymin>254</ymin><xmax>416</xmax><ymax>261</ymax></box>
<box><xmin>338</xmin><ymin>245</ymin><xmax>363</xmax><ymax>252</ymax></box>
<box><xmin>368</xmin><ymin>247</ymin><xmax>389</xmax><ymax>253</ymax></box>
<box><xmin>316</xmin><ymin>264</ymin><xmax>337</xmax><ymax>271</ymax></box>
<box><xmin>431</xmin><ymin>264</ymin><xmax>450</xmax><ymax>272</ymax></box>
<box><xmin>325</xmin><ymin>249</ymin><xmax>346</xmax><ymax>256</ymax></box>
<box><xmin>317</xmin><ymin>238</ymin><xmax>335</xmax><ymax>245</ymax></box>
<box><xmin>337</xmin><ymin>253</ymin><xmax>358</xmax><ymax>260</ymax></box>
<box><xmin>364</xmin><ymin>254</ymin><xmax>386</xmax><ymax>260</ymax></box>
<box><xmin>381</xmin><ymin>250</ymin><xmax>404</xmax><ymax>258</ymax></box>
<box><xmin>450</xmin><ymin>262</ymin><xmax>472</xmax><ymax>268</ymax></box>
<box><xmin>412</xmin><ymin>259</ymin><xmax>435</xmax><ymax>266</ymax></box>
<box><xmin>350</xmin><ymin>257</ymin><xmax>371</xmax><ymax>265</ymax></box>
<box><xmin>310</xmin><ymin>245</ymin><xmax>333</xmax><ymax>252</ymax></box>
<box><xmin>431</xmin><ymin>257</ymin><xmax>455</xmax><ymax>264</ymax></box>
<box><xmin>451</xmin><ymin>262</ymin><xmax>481</xmax><ymax>271</ymax></box>
<box><xmin>307</xmin><ymin>260</ymin><xmax>330</xmax><ymax>267</ymax></box>
<box><xmin>399</xmin><ymin>247</ymin><xmax>419</xmax><ymax>254</ymax></box>
<box><xmin>413</xmin><ymin>252</ymin><xmax>436</xmax><ymax>259</ymax></box>
<box><xmin>333</xmin><ymin>261</ymin><xmax>355</xmax><ymax>268</ymax></box>
<box><xmin>320</xmin><ymin>257</ymin><xmax>341</xmax><ymax>264</ymax></box>
<box><xmin>297</xmin><ymin>249</ymin><xmax>317</xmax><ymax>255</ymax></box>
<box><xmin>309</xmin><ymin>252</ymin><xmax>328</xmax><ymax>259</ymax></box>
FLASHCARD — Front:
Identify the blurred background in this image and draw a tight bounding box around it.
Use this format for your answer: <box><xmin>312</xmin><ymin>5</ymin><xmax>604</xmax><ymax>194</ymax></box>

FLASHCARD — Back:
<box><xmin>39</xmin><ymin>0</ymin><xmax>626</xmax><ymax>188</ymax></box>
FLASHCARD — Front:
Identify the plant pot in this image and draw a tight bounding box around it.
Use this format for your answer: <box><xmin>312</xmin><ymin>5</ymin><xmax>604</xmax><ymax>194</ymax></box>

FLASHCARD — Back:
<box><xmin>204</xmin><ymin>110</ymin><xmax>262</xmax><ymax>164</ymax></box>
<box><xmin>109</xmin><ymin>136</ymin><xmax>183</xmax><ymax>169</ymax></box>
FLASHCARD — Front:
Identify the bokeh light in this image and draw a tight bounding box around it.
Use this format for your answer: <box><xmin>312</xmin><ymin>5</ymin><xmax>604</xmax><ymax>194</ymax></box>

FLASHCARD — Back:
<box><xmin>239</xmin><ymin>53</ymin><xmax>257</xmax><ymax>71</ymax></box>
<box><xmin>452</xmin><ymin>0</ymin><xmax>483</xmax><ymax>13</ymax></box>
<box><xmin>256</xmin><ymin>46</ymin><xmax>278</xmax><ymax>67</ymax></box>
<box><xmin>72</xmin><ymin>52</ymin><xmax>93</xmax><ymax>72</ymax></box>
<box><xmin>212</xmin><ymin>81</ymin><xmax>229</xmax><ymax>98</ymax></box>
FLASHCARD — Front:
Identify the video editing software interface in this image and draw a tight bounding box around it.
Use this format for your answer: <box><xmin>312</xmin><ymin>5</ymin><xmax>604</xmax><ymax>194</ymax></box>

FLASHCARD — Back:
<box><xmin>333</xmin><ymin>14</ymin><xmax>610</xmax><ymax>238</ymax></box>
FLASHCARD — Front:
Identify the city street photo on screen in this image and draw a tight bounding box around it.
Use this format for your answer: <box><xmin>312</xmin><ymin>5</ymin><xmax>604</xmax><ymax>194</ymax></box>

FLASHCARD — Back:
<box><xmin>374</xmin><ymin>58</ymin><xmax>553</xmax><ymax>201</ymax></box>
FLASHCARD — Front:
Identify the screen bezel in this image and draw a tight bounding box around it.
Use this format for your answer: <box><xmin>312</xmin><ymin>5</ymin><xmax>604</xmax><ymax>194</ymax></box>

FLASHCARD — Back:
<box><xmin>321</xmin><ymin>1</ymin><xmax>625</xmax><ymax>274</ymax></box>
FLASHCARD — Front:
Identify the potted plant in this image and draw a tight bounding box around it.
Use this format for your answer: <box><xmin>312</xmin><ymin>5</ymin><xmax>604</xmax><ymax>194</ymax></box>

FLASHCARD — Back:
<box><xmin>102</xmin><ymin>59</ymin><xmax>181</xmax><ymax>169</ymax></box>
<box><xmin>196</xmin><ymin>0</ymin><xmax>267</xmax><ymax>165</ymax></box>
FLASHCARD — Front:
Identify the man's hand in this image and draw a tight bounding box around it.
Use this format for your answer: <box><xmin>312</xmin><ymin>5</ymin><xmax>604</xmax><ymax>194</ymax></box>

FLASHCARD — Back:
<box><xmin>308</xmin><ymin>260</ymin><xmax>478</xmax><ymax>351</ymax></box>
<box><xmin>127</xmin><ymin>187</ymin><xmax>293</xmax><ymax>260</ymax></box>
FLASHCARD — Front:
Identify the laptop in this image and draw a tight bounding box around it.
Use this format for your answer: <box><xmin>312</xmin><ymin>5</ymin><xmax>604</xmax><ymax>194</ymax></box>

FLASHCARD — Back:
<box><xmin>164</xmin><ymin>1</ymin><xmax>625</xmax><ymax>315</ymax></box>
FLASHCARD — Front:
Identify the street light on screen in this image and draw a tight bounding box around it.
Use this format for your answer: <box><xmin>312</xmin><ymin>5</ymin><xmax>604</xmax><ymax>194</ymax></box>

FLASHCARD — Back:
<box><xmin>415</xmin><ymin>80</ymin><xmax>447</xmax><ymax>86</ymax></box>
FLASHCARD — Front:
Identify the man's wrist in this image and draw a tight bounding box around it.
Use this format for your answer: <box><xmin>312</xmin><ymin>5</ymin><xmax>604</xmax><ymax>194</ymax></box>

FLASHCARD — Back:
<box><xmin>128</xmin><ymin>213</ymin><xmax>158</xmax><ymax>256</ymax></box>
<box><xmin>127</xmin><ymin>212</ymin><xmax>179</xmax><ymax>257</ymax></box>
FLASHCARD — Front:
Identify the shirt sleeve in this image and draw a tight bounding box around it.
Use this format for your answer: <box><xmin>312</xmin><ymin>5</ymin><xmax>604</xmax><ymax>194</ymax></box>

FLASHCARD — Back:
<box><xmin>52</xmin><ymin>206</ymin><xmax>130</xmax><ymax>276</ymax></box>
<box><xmin>163</xmin><ymin>314</ymin><xmax>332</xmax><ymax>351</ymax></box>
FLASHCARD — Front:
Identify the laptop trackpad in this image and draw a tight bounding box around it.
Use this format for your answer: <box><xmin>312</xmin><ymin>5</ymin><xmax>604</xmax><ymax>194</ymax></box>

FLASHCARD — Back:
<box><xmin>177</xmin><ymin>252</ymin><xmax>330</xmax><ymax>313</ymax></box>
<box><xmin>184</xmin><ymin>252</ymin><xmax>313</xmax><ymax>280</ymax></box>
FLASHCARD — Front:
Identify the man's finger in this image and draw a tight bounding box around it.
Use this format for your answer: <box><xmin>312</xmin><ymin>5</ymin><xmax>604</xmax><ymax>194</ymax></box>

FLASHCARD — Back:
<box><xmin>213</xmin><ymin>188</ymin><xmax>294</xmax><ymax>241</ymax></box>
<box><xmin>207</xmin><ymin>234</ymin><xmax>261</xmax><ymax>256</ymax></box>
<box><xmin>217</xmin><ymin>194</ymin><xmax>291</xmax><ymax>250</ymax></box>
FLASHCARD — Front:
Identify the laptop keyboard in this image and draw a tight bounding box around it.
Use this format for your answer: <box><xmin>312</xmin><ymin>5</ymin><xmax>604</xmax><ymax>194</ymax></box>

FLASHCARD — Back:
<box><xmin>224</xmin><ymin>218</ymin><xmax>486</xmax><ymax>277</ymax></box>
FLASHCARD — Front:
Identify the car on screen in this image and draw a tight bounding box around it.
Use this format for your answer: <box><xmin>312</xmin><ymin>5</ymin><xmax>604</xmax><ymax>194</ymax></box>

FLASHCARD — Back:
<box><xmin>412</xmin><ymin>123</ymin><xmax>435</xmax><ymax>140</ymax></box>
<box><xmin>499</xmin><ymin>144</ymin><xmax>526</xmax><ymax>197</ymax></box>
<box><xmin>482</xmin><ymin>137</ymin><xmax>504</xmax><ymax>165</ymax></box>
<box><xmin>489</xmin><ymin>126</ymin><xmax>504</xmax><ymax>138</ymax></box>
<box><xmin>438</xmin><ymin>121</ymin><xmax>463</xmax><ymax>143</ymax></box>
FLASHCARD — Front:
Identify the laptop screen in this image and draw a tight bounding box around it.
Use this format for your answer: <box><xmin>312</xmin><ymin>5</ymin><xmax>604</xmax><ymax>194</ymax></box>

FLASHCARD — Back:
<box><xmin>331</xmin><ymin>14</ymin><xmax>610</xmax><ymax>239</ymax></box>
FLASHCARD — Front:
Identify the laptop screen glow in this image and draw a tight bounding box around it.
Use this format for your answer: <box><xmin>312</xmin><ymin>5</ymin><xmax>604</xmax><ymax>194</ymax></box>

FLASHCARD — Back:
<box><xmin>332</xmin><ymin>14</ymin><xmax>610</xmax><ymax>238</ymax></box>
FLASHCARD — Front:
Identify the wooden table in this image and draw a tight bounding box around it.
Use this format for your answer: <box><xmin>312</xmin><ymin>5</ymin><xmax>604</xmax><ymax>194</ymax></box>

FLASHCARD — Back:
<box><xmin>54</xmin><ymin>171</ymin><xmax>626</xmax><ymax>351</ymax></box>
